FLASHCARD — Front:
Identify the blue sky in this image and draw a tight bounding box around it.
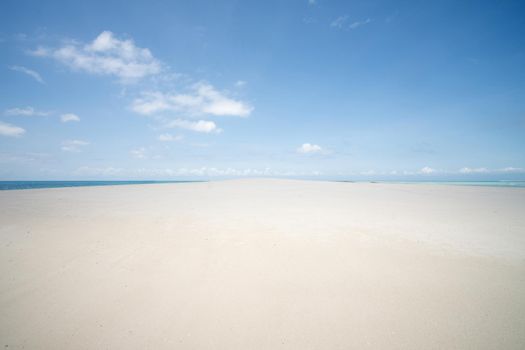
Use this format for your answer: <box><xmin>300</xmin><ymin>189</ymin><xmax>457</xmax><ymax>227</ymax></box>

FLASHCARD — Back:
<box><xmin>1</xmin><ymin>0</ymin><xmax>524</xmax><ymax>180</ymax></box>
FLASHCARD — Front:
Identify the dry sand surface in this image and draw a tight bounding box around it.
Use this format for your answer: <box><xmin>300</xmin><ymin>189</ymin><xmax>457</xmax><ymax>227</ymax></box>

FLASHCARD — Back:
<box><xmin>1</xmin><ymin>179</ymin><xmax>524</xmax><ymax>349</ymax></box>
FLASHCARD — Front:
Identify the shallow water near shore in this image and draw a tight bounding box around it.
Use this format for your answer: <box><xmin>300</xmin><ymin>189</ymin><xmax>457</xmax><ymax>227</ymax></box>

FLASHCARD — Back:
<box><xmin>0</xmin><ymin>180</ymin><xmax>201</xmax><ymax>191</ymax></box>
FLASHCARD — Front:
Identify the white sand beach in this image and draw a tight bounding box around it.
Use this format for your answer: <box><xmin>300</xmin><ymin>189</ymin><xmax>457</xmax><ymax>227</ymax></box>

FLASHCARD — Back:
<box><xmin>1</xmin><ymin>179</ymin><xmax>524</xmax><ymax>349</ymax></box>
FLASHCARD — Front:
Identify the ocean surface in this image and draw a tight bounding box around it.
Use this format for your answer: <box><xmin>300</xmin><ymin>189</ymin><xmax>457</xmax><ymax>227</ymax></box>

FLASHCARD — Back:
<box><xmin>0</xmin><ymin>180</ymin><xmax>524</xmax><ymax>190</ymax></box>
<box><xmin>0</xmin><ymin>181</ymin><xmax>201</xmax><ymax>191</ymax></box>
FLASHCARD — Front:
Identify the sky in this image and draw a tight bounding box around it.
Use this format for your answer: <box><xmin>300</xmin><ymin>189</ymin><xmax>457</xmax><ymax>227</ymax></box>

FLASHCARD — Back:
<box><xmin>1</xmin><ymin>0</ymin><xmax>524</xmax><ymax>180</ymax></box>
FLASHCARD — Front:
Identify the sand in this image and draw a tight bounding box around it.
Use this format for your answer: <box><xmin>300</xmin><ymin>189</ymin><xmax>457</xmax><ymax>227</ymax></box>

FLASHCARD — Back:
<box><xmin>1</xmin><ymin>179</ymin><xmax>524</xmax><ymax>349</ymax></box>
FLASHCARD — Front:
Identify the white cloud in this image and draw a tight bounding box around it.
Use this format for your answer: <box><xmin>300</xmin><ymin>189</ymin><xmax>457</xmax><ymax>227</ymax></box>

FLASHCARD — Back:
<box><xmin>131</xmin><ymin>92</ymin><xmax>169</xmax><ymax>115</ymax></box>
<box><xmin>32</xmin><ymin>31</ymin><xmax>161</xmax><ymax>83</ymax></box>
<box><xmin>349</xmin><ymin>18</ymin><xmax>371</xmax><ymax>29</ymax></box>
<box><xmin>131</xmin><ymin>82</ymin><xmax>253</xmax><ymax>117</ymax></box>
<box><xmin>308</xmin><ymin>0</ymin><xmax>316</xmax><ymax>5</ymax></box>
<box><xmin>60</xmin><ymin>113</ymin><xmax>80</xmax><ymax>122</ymax></box>
<box><xmin>9</xmin><ymin>65</ymin><xmax>45</xmax><ymax>84</ymax></box>
<box><xmin>61</xmin><ymin>139</ymin><xmax>89</xmax><ymax>152</ymax></box>
<box><xmin>459</xmin><ymin>167</ymin><xmax>488</xmax><ymax>174</ymax></box>
<box><xmin>158</xmin><ymin>133</ymin><xmax>183</xmax><ymax>142</ymax></box>
<box><xmin>5</xmin><ymin>106</ymin><xmax>50</xmax><ymax>116</ymax></box>
<box><xmin>330</xmin><ymin>15</ymin><xmax>349</xmax><ymax>29</ymax></box>
<box><xmin>0</xmin><ymin>121</ymin><xmax>25</xmax><ymax>137</ymax></box>
<box><xmin>297</xmin><ymin>143</ymin><xmax>323</xmax><ymax>154</ymax></box>
<box><xmin>419</xmin><ymin>166</ymin><xmax>436</xmax><ymax>174</ymax></box>
<box><xmin>165</xmin><ymin>119</ymin><xmax>221</xmax><ymax>133</ymax></box>
<box><xmin>130</xmin><ymin>147</ymin><xmax>148</xmax><ymax>159</ymax></box>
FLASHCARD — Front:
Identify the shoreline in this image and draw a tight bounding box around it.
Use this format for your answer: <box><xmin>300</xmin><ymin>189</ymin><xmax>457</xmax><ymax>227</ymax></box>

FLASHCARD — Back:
<box><xmin>1</xmin><ymin>177</ymin><xmax>525</xmax><ymax>191</ymax></box>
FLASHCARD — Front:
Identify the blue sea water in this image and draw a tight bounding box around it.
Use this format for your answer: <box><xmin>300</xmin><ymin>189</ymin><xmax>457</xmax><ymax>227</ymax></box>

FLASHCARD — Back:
<box><xmin>0</xmin><ymin>180</ymin><xmax>524</xmax><ymax>191</ymax></box>
<box><xmin>0</xmin><ymin>181</ymin><xmax>200</xmax><ymax>191</ymax></box>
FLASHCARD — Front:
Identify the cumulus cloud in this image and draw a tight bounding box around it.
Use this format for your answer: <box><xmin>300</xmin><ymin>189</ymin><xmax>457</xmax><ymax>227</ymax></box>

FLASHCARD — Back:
<box><xmin>9</xmin><ymin>65</ymin><xmax>44</xmax><ymax>84</ymax></box>
<box><xmin>297</xmin><ymin>143</ymin><xmax>323</xmax><ymax>154</ymax></box>
<box><xmin>419</xmin><ymin>166</ymin><xmax>435</xmax><ymax>174</ymax></box>
<box><xmin>165</xmin><ymin>119</ymin><xmax>221</xmax><ymax>133</ymax></box>
<box><xmin>61</xmin><ymin>139</ymin><xmax>89</xmax><ymax>152</ymax></box>
<box><xmin>60</xmin><ymin>113</ymin><xmax>80</xmax><ymax>122</ymax></box>
<box><xmin>5</xmin><ymin>106</ymin><xmax>49</xmax><ymax>116</ymax></box>
<box><xmin>0</xmin><ymin>121</ymin><xmax>26</xmax><ymax>137</ymax></box>
<box><xmin>158</xmin><ymin>133</ymin><xmax>183</xmax><ymax>142</ymax></box>
<box><xmin>31</xmin><ymin>31</ymin><xmax>161</xmax><ymax>83</ymax></box>
<box><xmin>131</xmin><ymin>82</ymin><xmax>253</xmax><ymax>117</ymax></box>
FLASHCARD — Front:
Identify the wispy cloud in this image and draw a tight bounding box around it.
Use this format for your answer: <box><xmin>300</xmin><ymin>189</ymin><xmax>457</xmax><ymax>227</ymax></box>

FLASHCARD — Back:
<box><xmin>349</xmin><ymin>18</ymin><xmax>371</xmax><ymax>29</ymax></box>
<box><xmin>61</xmin><ymin>139</ymin><xmax>89</xmax><ymax>152</ymax></box>
<box><xmin>498</xmin><ymin>167</ymin><xmax>524</xmax><ymax>173</ymax></box>
<box><xmin>158</xmin><ymin>133</ymin><xmax>183</xmax><ymax>142</ymax></box>
<box><xmin>74</xmin><ymin>166</ymin><xmax>124</xmax><ymax>177</ymax></box>
<box><xmin>5</xmin><ymin>106</ymin><xmax>50</xmax><ymax>116</ymax></box>
<box><xmin>459</xmin><ymin>167</ymin><xmax>488</xmax><ymax>174</ymax></box>
<box><xmin>0</xmin><ymin>151</ymin><xmax>50</xmax><ymax>163</ymax></box>
<box><xmin>73</xmin><ymin>166</ymin><xmax>322</xmax><ymax>178</ymax></box>
<box><xmin>9</xmin><ymin>65</ymin><xmax>45</xmax><ymax>84</ymax></box>
<box><xmin>130</xmin><ymin>147</ymin><xmax>148</xmax><ymax>159</ymax></box>
<box><xmin>131</xmin><ymin>82</ymin><xmax>253</xmax><ymax>117</ymax></box>
<box><xmin>0</xmin><ymin>121</ymin><xmax>26</xmax><ymax>137</ymax></box>
<box><xmin>165</xmin><ymin>119</ymin><xmax>221</xmax><ymax>133</ymax></box>
<box><xmin>302</xmin><ymin>17</ymin><xmax>318</xmax><ymax>24</ymax></box>
<box><xmin>60</xmin><ymin>113</ymin><xmax>80</xmax><ymax>122</ymax></box>
<box><xmin>351</xmin><ymin>166</ymin><xmax>525</xmax><ymax>177</ymax></box>
<box><xmin>297</xmin><ymin>143</ymin><xmax>323</xmax><ymax>154</ymax></box>
<box><xmin>460</xmin><ymin>166</ymin><xmax>524</xmax><ymax>174</ymax></box>
<box><xmin>330</xmin><ymin>15</ymin><xmax>349</xmax><ymax>29</ymax></box>
<box><xmin>31</xmin><ymin>31</ymin><xmax>161</xmax><ymax>83</ymax></box>
<box><xmin>331</xmin><ymin>16</ymin><xmax>371</xmax><ymax>30</ymax></box>
<box><xmin>235</xmin><ymin>80</ymin><xmax>246</xmax><ymax>87</ymax></box>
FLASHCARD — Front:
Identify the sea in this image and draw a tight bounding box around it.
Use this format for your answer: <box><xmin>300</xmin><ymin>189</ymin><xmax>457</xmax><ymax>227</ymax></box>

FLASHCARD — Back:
<box><xmin>0</xmin><ymin>181</ymin><xmax>201</xmax><ymax>191</ymax></box>
<box><xmin>0</xmin><ymin>180</ymin><xmax>524</xmax><ymax>191</ymax></box>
